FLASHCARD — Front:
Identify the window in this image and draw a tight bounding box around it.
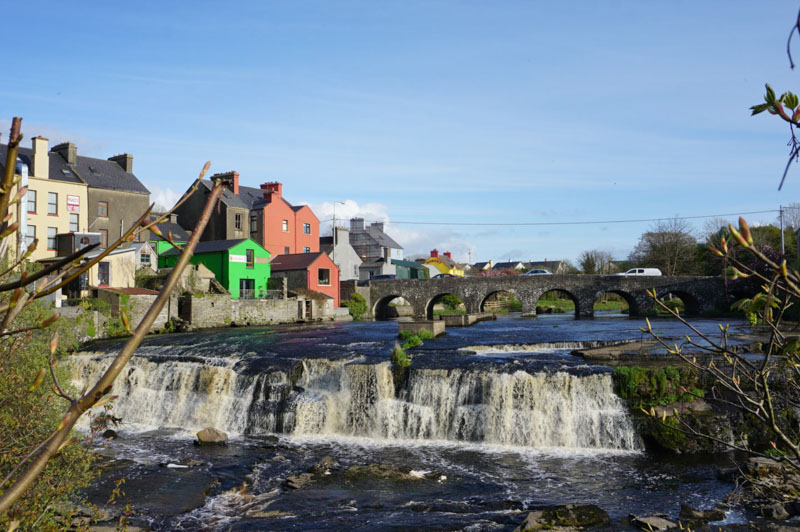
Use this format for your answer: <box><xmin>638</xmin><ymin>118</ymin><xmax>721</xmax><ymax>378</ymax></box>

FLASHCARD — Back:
<box><xmin>303</xmin><ymin>223</ymin><xmax>311</xmax><ymax>234</ymax></box>
<box><xmin>318</xmin><ymin>268</ymin><xmax>330</xmax><ymax>286</ymax></box>
<box><xmin>99</xmin><ymin>229</ymin><xmax>108</xmax><ymax>249</ymax></box>
<box><xmin>304</xmin><ymin>247</ymin><xmax>311</xmax><ymax>253</ymax></box>
<box><xmin>98</xmin><ymin>262</ymin><xmax>110</xmax><ymax>287</ymax></box>
<box><xmin>250</xmin><ymin>215</ymin><xmax>258</xmax><ymax>233</ymax></box>
<box><xmin>140</xmin><ymin>253</ymin><xmax>151</xmax><ymax>265</ymax></box>
<box><xmin>27</xmin><ymin>190</ymin><xmax>36</xmax><ymax>213</ymax></box>
<box><xmin>354</xmin><ymin>266</ymin><xmax>359</xmax><ymax>277</ymax></box>
<box><xmin>282</xmin><ymin>220</ymin><xmax>288</xmax><ymax>232</ymax></box>
<box><xmin>69</xmin><ymin>213</ymin><xmax>79</xmax><ymax>232</ymax></box>
<box><xmin>48</xmin><ymin>192</ymin><xmax>57</xmax><ymax>215</ymax></box>
<box><xmin>26</xmin><ymin>225</ymin><xmax>35</xmax><ymax>246</ymax></box>
<box><xmin>235</xmin><ymin>213</ymin><xmax>242</xmax><ymax>230</ymax></box>
<box><xmin>246</xmin><ymin>249</ymin><xmax>254</xmax><ymax>269</ymax></box>
<box><xmin>97</xmin><ymin>201</ymin><xmax>108</xmax><ymax>217</ymax></box>
<box><xmin>284</xmin><ymin>246</ymin><xmax>290</xmax><ymax>254</ymax></box>
<box><xmin>47</xmin><ymin>227</ymin><xmax>57</xmax><ymax>250</ymax></box>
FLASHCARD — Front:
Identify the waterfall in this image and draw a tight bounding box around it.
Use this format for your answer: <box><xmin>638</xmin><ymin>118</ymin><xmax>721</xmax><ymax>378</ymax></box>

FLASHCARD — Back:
<box><xmin>71</xmin><ymin>352</ymin><xmax>638</xmax><ymax>450</ymax></box>
<box><xmin>291</xmin><ymin>361</ymin><xmax>638</xmax><ymax>450</ymax></box>
<box><xmin>70</xmin><ymin>352</ymin><xmax>277</xmax><ymax>436</ymax></box>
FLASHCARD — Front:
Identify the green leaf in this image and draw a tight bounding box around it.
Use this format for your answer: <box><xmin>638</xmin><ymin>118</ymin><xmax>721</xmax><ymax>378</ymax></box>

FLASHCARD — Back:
<box><xmin>751</xmin><ymin>103</ymin><xmax>771</xmax><ymax>115</ymax></box>
<box><xmin>766</xmin><ymin>83</ymin><xmax>776</xmax><ymax>104</ymax></box>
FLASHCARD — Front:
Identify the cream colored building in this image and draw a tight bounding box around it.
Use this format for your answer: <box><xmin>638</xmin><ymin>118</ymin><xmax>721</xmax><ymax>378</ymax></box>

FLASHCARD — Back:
<box><xmin>83</xmin><ymin>247</ymin><xmax>137</xmax><ymax>292</ymax></box>
<box><xmin>5</xmin><ymin>136</ymin><xmax>89</xmax><ymax>262</ymax></box>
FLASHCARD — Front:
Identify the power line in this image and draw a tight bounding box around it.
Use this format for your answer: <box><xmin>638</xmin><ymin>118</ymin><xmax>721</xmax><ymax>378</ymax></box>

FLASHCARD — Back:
<box><xmin>320</xmin><ymin>209</ymin><xmax>779</xmax><ymax>227</ymax></box>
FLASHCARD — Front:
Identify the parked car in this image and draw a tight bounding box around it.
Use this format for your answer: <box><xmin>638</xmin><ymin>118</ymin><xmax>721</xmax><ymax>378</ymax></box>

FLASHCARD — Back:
<box><xmin>371</xmin><ymin>274</ymin><xmax>398</xmax><ymax>281</ymax></box>
<box><xmin>521</xmin><ymin>268</ymin><xmax>552</xmax><ymax>275</ymax></box>
<box><xmin>616</xmin><ymin>268</ymin><xmax>662</xmax><ymax>276</ymax></box>
<box><xmin>432</xmin><ymin>273</ymin><xmax>457</xmax><ymax>279</ymax></box>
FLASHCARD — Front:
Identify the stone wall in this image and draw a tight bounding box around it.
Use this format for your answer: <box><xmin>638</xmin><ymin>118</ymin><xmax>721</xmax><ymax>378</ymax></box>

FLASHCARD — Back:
<box><xmin>187</xmin><ymin>294</ymin><xmax>339</xmax><ymax>328</ymax></box>
<box><xmin>97</xmin><ymin>289</ymin><xmax>178</xmax><ymax>331</ymax></box>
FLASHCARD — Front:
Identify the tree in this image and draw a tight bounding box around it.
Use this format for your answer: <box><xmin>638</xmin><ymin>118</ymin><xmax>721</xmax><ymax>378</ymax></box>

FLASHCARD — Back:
<box><xmin>643</xmin><ymin>217</ymin><xmax>800</xmax><ymax>506</ymax></box>
<box><xmin>628</xmin><ymin>218</ymin><xmax>699</xmax><ymax>275</ymax></box>
<box><xmin>577</xmin><ymin>249</ymin><xmax>616</xmax><ymax>274</ymax></box>
<box><xmin>0</xmin><ymin>117</ymin><xmax>227</xmax><ymax>525</ymax></box>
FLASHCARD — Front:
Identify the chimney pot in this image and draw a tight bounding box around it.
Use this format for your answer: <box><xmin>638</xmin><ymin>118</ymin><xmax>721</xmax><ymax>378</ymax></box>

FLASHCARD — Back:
<box><xmin>444</xmin><ymin>251</ymin><xmax>452</xmax><ymax>259</ymax></box>
<box><xmin>430</xmin><ymin>249</ymin><xmax>439</xmax><ymax>258</ymax></box>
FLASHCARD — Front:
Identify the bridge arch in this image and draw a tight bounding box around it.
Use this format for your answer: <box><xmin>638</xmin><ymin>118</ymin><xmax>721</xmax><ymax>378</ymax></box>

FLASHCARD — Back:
<box><xmin>534</xmin><ymin>288</ymin><xmax>581</xmax><ymax>317</ymax></box>
<box><xmin>655</xmin><ymin>289</ymin><xmax>701</xmax><ymax>316</ymax></box>
<box><xmin>591</xmin><ymin>289</ymin><xmax>638</xmax><ymax>317</ymax></box>
<box><xmin>479</xmin><ymin>289</ymin><xmax>521</xmax><ymax>313</ymax></box>
<box><xmin>424</xmin><ymin>292</ymin><xmax>466</xmax><ymax>320</ymax></box>
<box><xmin>373</xmin><ymin>295</ymin><xmax>407</xmax><ymax>321</ymax></box>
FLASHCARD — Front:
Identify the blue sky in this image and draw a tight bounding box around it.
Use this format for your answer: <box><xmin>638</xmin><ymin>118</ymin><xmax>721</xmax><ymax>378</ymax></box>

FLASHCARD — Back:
<box><xmin>4</xmin><ymin>1</ymin><xmax>800</xmax><ymax>264</ymax></box>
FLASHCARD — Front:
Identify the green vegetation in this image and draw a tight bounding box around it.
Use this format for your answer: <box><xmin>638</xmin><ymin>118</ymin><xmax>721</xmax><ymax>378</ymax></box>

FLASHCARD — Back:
<box><xmin>612</xmin><ymin>366</ymin><xmax>703</xmax><ymax>407</ymax></box>
<box><xmin>398</xmin><ymin>329</ymin><xmax>434</xmax><ymax>349</ymax></box>
<box><xmin>0</xmin><ymin>300</ymin><xmax>97</xmax><ymax>530</ymax></box>
<box><xmin>440</xmin><ymin>294</ymin><xmax>462</xmax><ymax>310</ymax></box>
<box><xmin>342</xmin><ymin>293</ymin><xmax>368</xmax><ymax>321</ymax></box>
<box><xmin>432</xmin><ymin>308</ymin><xmax>466</xmax><ymax>317</ymax></box>
<box><xmin>535</xmin><ymin>298</ymin><xmax>574</xmax><ymax>313</ymax></box>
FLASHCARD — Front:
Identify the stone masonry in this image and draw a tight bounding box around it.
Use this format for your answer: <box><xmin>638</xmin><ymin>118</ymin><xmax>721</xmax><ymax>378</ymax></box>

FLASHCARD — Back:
<box><xmin>368</xmin><ymin>275</ymin><xmax>727</xmax><ymax>319</ymax></box>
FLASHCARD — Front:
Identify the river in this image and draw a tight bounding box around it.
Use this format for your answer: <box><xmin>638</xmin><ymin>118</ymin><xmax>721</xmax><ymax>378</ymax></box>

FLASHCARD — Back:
<box><xmin>71</xmin><ymin>314</ymin><xmax>752</xmax><ymax>530</ymax></box>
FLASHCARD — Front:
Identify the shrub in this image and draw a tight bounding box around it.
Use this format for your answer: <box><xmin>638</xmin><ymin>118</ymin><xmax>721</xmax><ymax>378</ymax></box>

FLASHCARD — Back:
<box><xmin>612</xmin><ymin>366</ymin><xmax>702</xmax><ymax>407</ymax></box>
<box><xmin>343</xmin><ymin>293</ymin><xmax>368</xmax><ymax>321</ymax></box>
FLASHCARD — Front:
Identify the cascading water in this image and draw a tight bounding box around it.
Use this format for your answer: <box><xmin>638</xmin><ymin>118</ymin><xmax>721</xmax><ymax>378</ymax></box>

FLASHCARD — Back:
<box><xmin>71</xmin><ymin>350</ymin><xmax>638</xmax><ymax>450</ymax></box>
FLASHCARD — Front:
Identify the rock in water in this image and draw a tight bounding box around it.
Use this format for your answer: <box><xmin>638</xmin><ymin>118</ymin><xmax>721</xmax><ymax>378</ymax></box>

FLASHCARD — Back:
<box><xmin>195</xmin><ymin>427</ymin><xmax>228</xmax><ymax>446</ymax></box>
<box><xmin>629</xmin><ymin>515</ymin><xmax>677</xmax><ymax>530</ymax></box>
<box><xmin>514</xmin><ymin>504</ymin><xmax>610</xmax><ymax>531</ymax></box>
<box><xmin>102</xmin><ymin>429</ymin><xmax>118</xmax><ymax>440</ymax></box>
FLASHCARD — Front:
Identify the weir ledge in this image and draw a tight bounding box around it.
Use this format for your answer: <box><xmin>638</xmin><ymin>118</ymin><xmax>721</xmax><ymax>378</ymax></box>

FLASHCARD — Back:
<box><xmin>440</xmin><ymin>312</ymin><xmax>496</xmax><ymax>327</ymax></box>
<box><xmin>398</xmin><ymin>320</ymin><xmax>446</xmax><ymax>337</ymax></box>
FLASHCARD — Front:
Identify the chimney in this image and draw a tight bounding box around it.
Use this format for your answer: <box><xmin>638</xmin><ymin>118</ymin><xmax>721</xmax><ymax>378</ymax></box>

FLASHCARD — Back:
<box><xmin>350</xmin><ymin>217</ymin><xmax>365</xmax><ymax>232</ymax></box>
<box><xmin>444</xmin><ymin>251</ymin><xmax>452</xmax><ymax>259</ymax></box>
<box><xmin>213</xmin><ymin>171</ymin><xmax>239</xmax><ymax>194</ymax></box>
<box><xmin>430</xmin><ymin>249</ymin><xmax>439</xmax><ymax>258</ymax></box>
<box><xmin>169</xmin><ymin>213</ymin><xmax>178</xmax><ymax>223</ymax></box>
<box><xmin>108</xmin><ymin>153</ymin><xmax>134</xmax><ymax>172</ymax></box>
<box><xmin>51</xmin><ymin>142</ymin><xmax>77</xmax><ymax>165</ymax></box>
<box><xmin>371</xmin><ymin>221</ymin><xmax>384</xmax><ymax>233</ymax></box>
<box><xmin>31</xmin><ymin>136</ymin><xmax>49</xmax><ymax>179</ymax></box>
<box><xmin>260</xmin><ymin>181</ymin><xmax>282</xmax><ymax>201</ymax></box>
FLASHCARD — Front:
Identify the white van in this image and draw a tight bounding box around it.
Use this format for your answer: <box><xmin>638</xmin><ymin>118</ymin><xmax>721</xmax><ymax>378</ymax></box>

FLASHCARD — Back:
<box><xmin>616</xmin><ymin>268</ymin><xmax>662</xmax><ymax>276</ymax></box>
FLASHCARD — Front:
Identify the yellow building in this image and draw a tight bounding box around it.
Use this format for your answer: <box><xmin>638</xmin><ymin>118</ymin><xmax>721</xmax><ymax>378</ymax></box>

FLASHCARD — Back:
<box><xmin>424</xmin><ymin>249</ymin><xmax>465</xmax><ymax>277</ymax></box>
<box><xmin>5</xmin><ymin>137</ymin><xmax>88</xmax><ymax>262</ymax></box>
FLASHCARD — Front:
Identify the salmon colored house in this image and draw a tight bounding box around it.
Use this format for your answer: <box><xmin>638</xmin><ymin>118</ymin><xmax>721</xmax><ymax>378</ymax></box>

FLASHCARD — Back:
<box><xmin>173</xmin><ymin>174</ymin><xmax>320</xmax><ymax>259</ymax></box>
<box><xmin>269</xmin><ymin>252</ymin><xmax>340</xmax><ymax>307</ymax></box>
<box><xmin>253</xmin><ymin>182</ymin><xmax>319</xmax><ymax>257</ymax></box>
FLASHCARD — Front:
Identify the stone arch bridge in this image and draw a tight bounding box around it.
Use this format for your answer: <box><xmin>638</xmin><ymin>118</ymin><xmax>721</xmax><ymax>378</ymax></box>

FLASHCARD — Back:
<box><xmin>367</xmin><ymin>275</ymin><xmax>727</xmax><ymax>319</ymax></box>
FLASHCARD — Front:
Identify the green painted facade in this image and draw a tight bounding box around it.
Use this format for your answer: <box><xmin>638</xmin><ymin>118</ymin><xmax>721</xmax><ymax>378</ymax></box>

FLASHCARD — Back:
<box><xmin>151</xmin><ymin>240</ymin><xmax>186</xmax><ymax>256</ymax></box>
<box><xmin>158</xmin><ymin>239</ymin><xmax>271</xmax><ymax>299</ymax></box>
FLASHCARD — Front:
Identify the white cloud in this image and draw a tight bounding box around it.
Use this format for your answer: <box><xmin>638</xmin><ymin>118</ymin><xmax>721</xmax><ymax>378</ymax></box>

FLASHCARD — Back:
<box><xmin>150</xmin><ymin>185</ymin><xmax>181</xmax><ymax>212</ymax></box>
<box><xmin>0</xmin><ymin>120</ymin><xmax>107</xmax><ymax>155</ymax></box>
<box><xmin>310</xmin><ymin>199</ymin><xmax>478</xmax><ymax>263</ymax></box>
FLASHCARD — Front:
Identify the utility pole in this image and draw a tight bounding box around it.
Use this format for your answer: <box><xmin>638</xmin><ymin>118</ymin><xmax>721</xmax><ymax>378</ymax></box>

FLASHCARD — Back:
<box><xmin>780</xmin><ymin>204</ymin><xmax>786</xmax><ymax>257</ymax></box>
<box><xmin>332</xmin><ymin>201</ymin><xmax>345</xmax><ymax>265</ymax></box>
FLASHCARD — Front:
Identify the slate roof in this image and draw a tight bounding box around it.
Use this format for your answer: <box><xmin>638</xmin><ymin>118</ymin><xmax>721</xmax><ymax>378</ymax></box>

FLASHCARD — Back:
<box><xmin>524</xmin><ymin>260</ymin><xmax>565</xmax><ymax>271</ymax></box>
<box><xmin>319</xmin><ymin>236</ymin><xmax>334</xmax><ymax>254</ymax></box>
<box><xmin>161</xmin><ymin>238</ymin><xmax>247</xmax><ymax>257</ymax></box>
<box><xmin>368</xmin><ymin>227</ymin><xmax>403</xmax><ymax>250</ymax></box>
<box><xmin>0</xmin><ymin>143</ymin><xmax>150</xmax><ymax>194</ymax></box>
<box><xmin>494</xmin><ymin>261</ymin><xmax>525</xmax><ymax>270</ymax></box>
<box><xmin>270</xmin><ymin>252</ymin><xmax>326</xmax><ymax>271</ymax></box>
<box><xmin>203</xmin><ymin>181</ymin><xmax>311</xmax><ymax>215</ymax></box>
<box><xmin>149</xmin><ymin>221</ymin><xmax>191</xmax><ymax>242</ymax></box>
<box><xmin>472</xmin><ymin>261</ymin><xmax>492</xmax><ymax>270</ymax></box>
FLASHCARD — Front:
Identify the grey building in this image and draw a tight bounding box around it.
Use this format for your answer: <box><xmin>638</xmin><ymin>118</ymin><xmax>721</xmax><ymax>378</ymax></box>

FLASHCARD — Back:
<box><xmin>173</xmin><ymin>171</ymin><xmax>250</xmax><ymax>242</ymax></box>
<box><xmin>348</xmin><ymin>218</ymin><xmax>403</xmax><ymax>280</ymax></box>
<box><xmin>43</xmin><ymin>142</ymin><xmax>151</xmax><ymax>248</ymax></box>
<box><xmin>320</xmin><ymin>227</ymin><xmax>362</xmax><ymax>281</ymax></box>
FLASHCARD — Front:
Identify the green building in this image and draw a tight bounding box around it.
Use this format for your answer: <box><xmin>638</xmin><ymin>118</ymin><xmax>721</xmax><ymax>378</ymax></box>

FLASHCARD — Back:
<box><xmin>159</xmin><ymin>238</ymin><xmax>271</xmax><ymax>299</ymax></box>
<box><xmin>392</xmin><ymin>258</ymin><xmax>429</xmax><ymax>280</ymax></box>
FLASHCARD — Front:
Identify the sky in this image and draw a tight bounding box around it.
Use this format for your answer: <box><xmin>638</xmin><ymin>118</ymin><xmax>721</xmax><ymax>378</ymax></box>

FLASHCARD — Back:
<box><xmin>4</xmin><ymin>1</ymin><xmax>800</xmax><ymax>264</ymax></box>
